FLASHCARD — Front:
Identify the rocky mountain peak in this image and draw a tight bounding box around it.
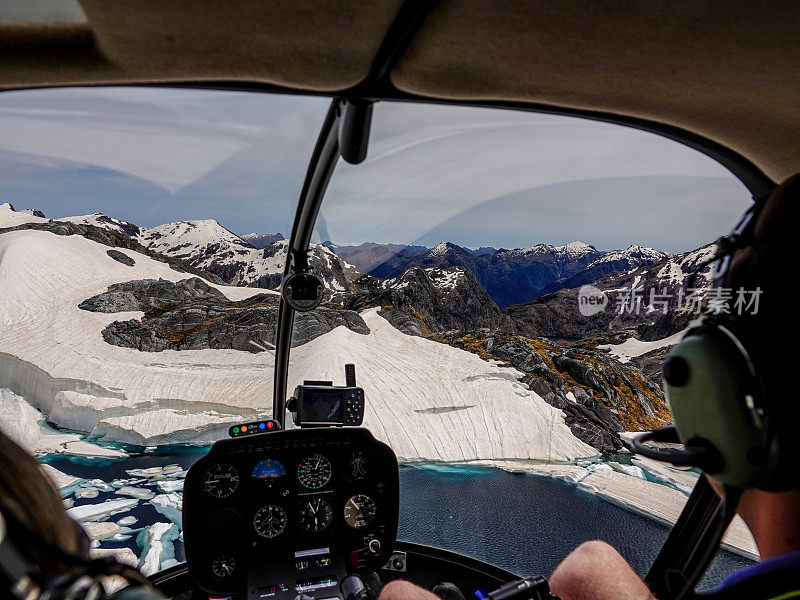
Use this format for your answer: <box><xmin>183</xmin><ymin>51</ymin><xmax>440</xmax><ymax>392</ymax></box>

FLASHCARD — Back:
<box><xmin>429</xmin><ymin>241</ymin><xmax>466</xmax><ymax>256</ymax></box>
<box><xmin>0</xmin><ymin>202</ymin><xmax>49</xmax><ymax>227</ymax></box>
<box><xmin>61</xmin><ymin>212</ymin><xmax>141</xmax><ymax>238</ymax></box>
<box><xmin>592</xmin><ymin>244</ymin><xmax>669</xmax><ymax>265</ymax></box>
<box><xmin>557</xmin><ymin>240</ymin><xmax>598</xmax><ymax>256</ymax></box>
<box><xmin>348</xmin><ymin>265</ymin><xmax>512</xmax><ymax>336</ymax></box>
<box><xmin>240</xmin><ymin>232</ymin><xmax>285</xmax><ymax>249</ymax></box>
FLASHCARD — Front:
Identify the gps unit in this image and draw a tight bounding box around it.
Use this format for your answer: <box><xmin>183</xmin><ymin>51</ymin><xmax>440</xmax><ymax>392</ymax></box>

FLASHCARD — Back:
<box><xmin>287</xmin><ymin>364</ymin><xmax>365</xmax><ymax>427</ymax></box>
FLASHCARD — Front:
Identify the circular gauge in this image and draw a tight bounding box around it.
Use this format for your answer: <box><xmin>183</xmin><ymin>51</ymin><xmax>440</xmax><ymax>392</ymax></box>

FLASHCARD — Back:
<box><xmin>350</xmin><ymin>452</ymin><xmax>368</xmax><ymax>480</ymax></box>
<box><xmin>343</xmin><ymin>494</ymin><xmax>377</xmax><ymax>530</ymax></box>
<box><xmin>298</xmin><ymin>497</ymin><xmax>334</xmax><ymax>533</ymax></box>
<box><xmin>203</xmin><ymin>462</ymin><xmax>240</xmax><ymax>499</ymax></box>
<box><xmin>297</xmin><ymin>454</ymin><xmax>332</xmax><ymax>489</ymax></box>
<box><xmin>211</xmin><ymin>555</ymin><xmax>236</xmax><ymax>579</ymax></box>
<box><xmin>253</xmin><ymin>505</ymin><xmax>287</xmax><ymax>539</ymax></box>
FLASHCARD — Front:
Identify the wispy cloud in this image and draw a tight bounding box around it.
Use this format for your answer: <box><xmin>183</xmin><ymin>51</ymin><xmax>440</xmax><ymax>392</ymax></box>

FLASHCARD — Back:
<box><xmin>0</xmin><ymin>88</ymin><xmax>751</xmax><ymax>252</ymax></box>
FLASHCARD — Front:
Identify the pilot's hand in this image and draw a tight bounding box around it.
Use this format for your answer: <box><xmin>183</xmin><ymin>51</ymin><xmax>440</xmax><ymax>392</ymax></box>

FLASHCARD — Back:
<box><xmin>379</xmin><ymin>580</ymin><xmax>440</xmax><ymax>600</ymax></box>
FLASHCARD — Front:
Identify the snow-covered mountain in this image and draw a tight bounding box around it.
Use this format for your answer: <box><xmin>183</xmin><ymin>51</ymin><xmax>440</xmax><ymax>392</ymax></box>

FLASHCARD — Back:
<box><xmin>0</xmin><ymin>202</ymin><xmax>48</xmax><ymax>227</ymax></box>
<box><xmin>60</xmin><ymin>212</ymin><xmax>142</xmax><ymax>238</ymax></box>
<box><xmin>653</xmin><ymin>243</ymin><xmax>717</xmax><ymax>287</ymax></box>
<box><xmin>135</xmin><ymin>218</ymin><xmax>360</xmax><ymax>293</ymax></box>
<box><xmin>240</xmin><ymin>232</ymin><xmax>285</xmax><ymax>249</ymax></box>
<box><xmin>538</xmin><ymin>244</ymin><xmax>670</xmax><ymax>295</ymax></box>
<box><xmin>0</xmin><ymin>220</ymin><xmax>594</xmax><ymax>462</ymax></box>
<box><xmin>350</xmin><ymin>266</ymin><xmax>511</xmax><ymax>335</ymax></box>
<box><xmin>507</xmin><ymin>242</ymin><xmax>717</xmax><ymax>342</ymax></box>
<box><xmin>366</xmin><ymin>240</ymin><xmax>606</xmax><ymax>307</ymax></box>
<box><xmin>1</xmin><ymin>201</ymin><xmax>673</xmax><ymax>458</ymax></box>
<box><xmin>0</xmin><ymin>204</ymin><xmax>360</xmax><ymax>295</ymax></box>
<box><xmin>325</xmin><ymin>241</ymin><xmax>428</xmax><ymax>273</ymax></box>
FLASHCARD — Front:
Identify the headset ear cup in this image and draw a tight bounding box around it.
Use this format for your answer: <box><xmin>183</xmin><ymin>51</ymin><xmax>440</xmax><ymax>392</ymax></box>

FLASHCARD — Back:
<box><xmin>663</xmin><ymin>322</ymin><xmax>767</xmax><ymax>488</ymax></box>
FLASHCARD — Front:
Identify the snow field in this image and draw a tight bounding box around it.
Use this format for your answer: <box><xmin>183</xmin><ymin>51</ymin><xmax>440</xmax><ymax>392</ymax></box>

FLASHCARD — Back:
<box><xmin>0</xmin><ymin>228</ymin><xmax>594</xmax><ymax>461</ymax></box>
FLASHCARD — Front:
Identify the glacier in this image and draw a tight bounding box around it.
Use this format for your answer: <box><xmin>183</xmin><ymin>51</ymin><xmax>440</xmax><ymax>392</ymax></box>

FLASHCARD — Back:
<box><xmin>0</xmin><ymin>226</ymin><xmax>596</xmax><ymax>462</ymax></box>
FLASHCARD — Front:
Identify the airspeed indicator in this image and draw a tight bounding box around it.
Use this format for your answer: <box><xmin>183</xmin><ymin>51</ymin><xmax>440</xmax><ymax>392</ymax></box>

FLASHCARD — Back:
<box><xmin>298</xmin><ymin>454</ymin><xmax>332</xmax><ymax>489</ymax></box>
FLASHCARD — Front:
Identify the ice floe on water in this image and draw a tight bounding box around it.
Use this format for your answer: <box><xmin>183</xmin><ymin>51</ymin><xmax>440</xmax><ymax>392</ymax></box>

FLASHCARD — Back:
<box><xmin>68</xmin><ymin>498</ymin><xmax>140</xmax><ymax>522</ymax></box>
<box><xmin>48</xmin><ymin>461</ymin><xmax>192</xmax><ymax>574</ymax></box>
<box><xmin>151</xmin><ymin>493</ymin><xmax>182</xmax><ymax>526</ymax></box>
<box><xmin>138</xmin><ymin>522</ymin><xmax>181</xmax><ymax>576</ymax></box>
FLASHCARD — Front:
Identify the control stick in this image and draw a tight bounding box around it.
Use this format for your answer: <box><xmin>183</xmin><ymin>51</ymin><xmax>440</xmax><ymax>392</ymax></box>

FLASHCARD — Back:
<box><xmin>484</xmin><ymin>576</ymin><xmax>559</xmax><ymax>600</ymax></box>
<box><xmin>341</xmin><ymin>574</ymin><xmax>375</xmax><ymax>600</ymax></box>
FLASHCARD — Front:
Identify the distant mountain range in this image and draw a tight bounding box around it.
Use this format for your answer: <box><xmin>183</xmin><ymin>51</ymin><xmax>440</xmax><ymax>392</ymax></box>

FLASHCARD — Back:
<box><xmin>324</xmin><ymin>242</ymin><xmax>429</xmax><ymax>274</ymax></box>
<box><xmin>335</xmin><ymin>240</ymin><xmax>667</xmax><ymax>308</ymax></box>
<box><xmin>507</xmin><ymin>243</ymin><xmax>717</xmax><ymax>341</ymax></box>
<box><xmin>0</xmin><ymin>203</ymin><xmax>678</xmax><ymax>309</ymax></box>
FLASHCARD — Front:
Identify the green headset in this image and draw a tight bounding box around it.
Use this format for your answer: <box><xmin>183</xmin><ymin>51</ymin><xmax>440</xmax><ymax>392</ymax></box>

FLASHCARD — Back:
<box><xmin>633</xmin><ymin>189</ymin><xmax>783</xmax><ymax>491</ymax></box>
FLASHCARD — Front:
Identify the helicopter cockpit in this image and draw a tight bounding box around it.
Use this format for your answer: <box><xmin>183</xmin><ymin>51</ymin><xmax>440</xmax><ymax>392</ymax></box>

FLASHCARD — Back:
<box><xmin>2</xmin><ymin>5</ymin><xmax>787</xmax><ymax>596</ymax></box>
<box><xmin>6</xmin><ymin>2</ymin><xmax>800</xmax><ymax>599</ymax></box>
<box><xmin>161</xmin><ymin>94</ymin><xmax>758</xmax><ymax>600</ymax></box>
<box><xmin>0</xmin><ymin>83</ymin><xmax>766</xmax><ymax>600</ymax></box>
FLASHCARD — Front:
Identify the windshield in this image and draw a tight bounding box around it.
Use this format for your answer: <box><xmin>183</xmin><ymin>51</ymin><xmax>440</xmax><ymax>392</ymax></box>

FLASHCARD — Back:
<box><xmin>0</xmin><ymin>89</ymin><xmax>755</xmax><ymax>587</ymax></box>
<box><xmin>302</xmin><ymin>102</ymin><xmax>757</xmax><ymax>583</ymax></box>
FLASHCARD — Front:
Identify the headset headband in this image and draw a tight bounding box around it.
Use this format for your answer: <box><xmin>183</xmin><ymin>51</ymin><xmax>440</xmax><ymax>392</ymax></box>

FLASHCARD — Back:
<box><xmin>686</xmin><ymin>188</ymin><xmax>772</xmax><ymax>291</ymax></box>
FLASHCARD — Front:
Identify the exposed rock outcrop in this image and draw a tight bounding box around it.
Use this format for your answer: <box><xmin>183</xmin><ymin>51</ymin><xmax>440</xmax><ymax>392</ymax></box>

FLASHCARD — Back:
<box><xmin>107</xmin><ymin>249</ymin><xmax>136</xmax><ymax>267</ymax></box>
<box><xmin>80</xmin><ymin>278</ymin><xmax>369</xmax><ymax>352</ymax></box>
<box><xmin>346</xmin><ymin>266</ymin><xmax>514</xmax><ymax>335</ymax></box>
<box><xmin>440</xmin><ymin>333</ymin><xmax>670</xmax><ymax>453</ymax></box>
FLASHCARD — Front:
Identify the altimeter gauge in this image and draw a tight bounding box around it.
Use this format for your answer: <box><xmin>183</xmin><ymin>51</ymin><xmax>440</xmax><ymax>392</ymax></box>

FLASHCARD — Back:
<box><xmin>297</xmin><ymin>454</ymin><xmax>332</xmax><ymax>489</ymax></box>
<box><xmin>298</xmin><ymin>497</ymin><xmax>334</xmax><ymax>533</ymax></box>
<box><xmin>211</xmin><ymin>555</ymin><xmax>236</xmax><ymax>579</ymax></box>
<box><xmin>203</xmin><ymin>462</ymin><xmax>239</xmax><ymax>499</ymax></box>
<box><xmin>344</xmin><ymin>494</ymin><xmax>377</xmax><ymax>530</ymax></box>
<box><xmin>253</xmin><ymin>504</ymin><xmax>288</xmax><ymax>539</ymax></box>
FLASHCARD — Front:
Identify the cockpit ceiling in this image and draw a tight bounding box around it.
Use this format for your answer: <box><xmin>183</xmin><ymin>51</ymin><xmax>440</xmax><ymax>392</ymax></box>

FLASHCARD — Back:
<box><xmin>1</xmin><ymin>1</ymin><xmax>798</xmax><ymax>183</ymax></box>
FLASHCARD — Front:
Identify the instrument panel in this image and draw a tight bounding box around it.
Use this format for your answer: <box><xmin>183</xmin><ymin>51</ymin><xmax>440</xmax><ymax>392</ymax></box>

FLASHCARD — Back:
<box><xmin>183</xmin><ymin>427</ymin><xmax>399</xmax><ymax>599</ymax></box>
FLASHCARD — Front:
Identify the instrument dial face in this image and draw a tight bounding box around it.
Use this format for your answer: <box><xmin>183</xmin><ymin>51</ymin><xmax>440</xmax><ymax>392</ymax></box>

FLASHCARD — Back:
<box><xmin>203</xmin><ymin>462</ymin><xmax>239</xmax><ymax>499</ymax></box>
<box><xmin>251</xmin><ymin>458</ymin><xmax>287</xmax><ymax>480</ymax></box>
<box><xmin>350</xmin><ymin>452</ymin><xmax>368</xmax><ymax>480</ymax></box>
<box><xmin>211</xmin><ymin>555</ymin><xmax>236</xmax><ymax>579</ymax></box>
<box><xmin>298</xmin><ymin>497</ymin><xmax>334</xmax><ymax>533</ymax></box>
<box><xmin>344</xmin><ymin>494</ymin><xmax>377</xmax><ymax>530</ymax></box>
<box><xmin>297</xmin><ymin>454</ymin><xmax>332</xmax><ymax>489</ymax></box>
<box><xmin>253</xmin><ymin>504</ymin><xmax>288</xmax><ymax>539</ymax></box>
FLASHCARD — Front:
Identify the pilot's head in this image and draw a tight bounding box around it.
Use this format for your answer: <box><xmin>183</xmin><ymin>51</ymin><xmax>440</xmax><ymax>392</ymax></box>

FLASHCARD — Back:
<box><xmin>724</xmin><ymin>174</ymin><xmax>800</xmax><ymax>491</ymax></box>
<box><xmin>0</xmin><ymin>430</ymin><xmax>90</xmax><ymax>596</ymax></box>
<box><xmin>658</xmin><ymin>175</ymin><xmax>800</xmax><ymax>494</ymax></box>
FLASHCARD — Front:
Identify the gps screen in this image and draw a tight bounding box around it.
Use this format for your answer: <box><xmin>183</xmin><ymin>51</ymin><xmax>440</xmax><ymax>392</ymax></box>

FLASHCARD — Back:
<box><xmin>302</xmin><ymin>391</ymin><xmax>342</xmax><ymax>422</ymax></box>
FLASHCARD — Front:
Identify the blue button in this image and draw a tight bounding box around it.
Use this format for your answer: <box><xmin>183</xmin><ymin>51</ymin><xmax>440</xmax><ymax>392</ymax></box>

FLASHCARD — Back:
<box><xmin>259</xmin><ymin>423</ymin><xmax>265</xmax><ymax>430</ymax></box>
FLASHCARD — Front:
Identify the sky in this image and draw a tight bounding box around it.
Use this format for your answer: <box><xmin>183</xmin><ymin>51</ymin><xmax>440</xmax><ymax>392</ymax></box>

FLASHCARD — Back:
<box><xmin>0</xmin><ymin>87</ymin><xmax>752</xmax><ymax>253</ymax></box>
